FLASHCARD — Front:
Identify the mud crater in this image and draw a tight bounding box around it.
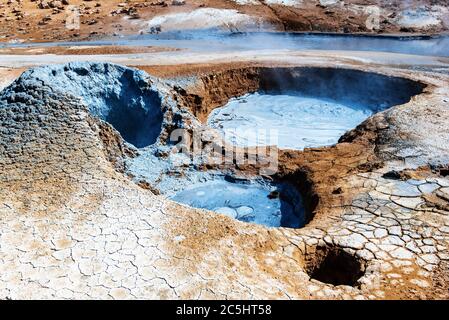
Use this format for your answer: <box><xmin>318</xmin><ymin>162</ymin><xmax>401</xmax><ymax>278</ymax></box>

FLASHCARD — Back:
<box><xmin>17</xmin><ymin>62</ymin><xmax>165</xmax><ymax>148</ymax></box>
<box><xmin>170</xmin><ymin>176</ymin><xmax>306</xmax><ymax>228</ymax></box>
<box><xmin>196</xmin><ymin>67</ymin><xmax>426</xmax><ymax>150</ymax></box>
<box><xmin>166</xmin><ymin>66</ymin><xmax>425</xmax><ymax>227</ymax></box>
<box><xmin>305</xmin><ymin>245</ymin><xmax>366</xmax><ymax>287</ymax></box>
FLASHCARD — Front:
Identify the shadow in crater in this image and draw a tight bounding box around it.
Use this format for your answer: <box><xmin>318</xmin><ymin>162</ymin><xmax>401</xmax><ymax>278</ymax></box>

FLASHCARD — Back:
<box><xmin>306</xmin><ymin>245</ymin><xmax>366</xmax><ymax>287</ymax></box>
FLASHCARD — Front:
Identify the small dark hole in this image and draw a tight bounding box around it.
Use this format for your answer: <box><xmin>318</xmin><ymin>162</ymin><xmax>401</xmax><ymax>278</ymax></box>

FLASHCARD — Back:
<box><xmin>332</xmin><ymin>187</ymin><xmax>343</xmax><ymax>194</ymax></box>
<box><xmin>268</xmin><ymin>191</ymin><xmax>279</xmax><ymax>199</ymax></box>
<box><xmin>306</xmin><ymin>246</ymin><xmax>365</xmax><ymax>287</ymax></box>
<box><xmin>382</xmin><ymin>170</ymin><xmax>402</xmax><ymax>180</ymax></box>
<box><xmin>439</xmin><ymin>169</ymin><xmax>449</xmax><ymax>177</ymax></box>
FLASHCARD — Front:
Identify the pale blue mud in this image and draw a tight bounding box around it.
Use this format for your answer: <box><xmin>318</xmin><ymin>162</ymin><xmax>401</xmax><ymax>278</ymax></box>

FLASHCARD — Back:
<box><xmin>207</xmin><ymin>66</ymin><xmax>425</xmax><ymax>150</ymax></box>
<box><xmin>208</xmin><ymin>93</ymin><xmax>374</xmax><ymax>150</ymax></box>
<box><xmin>171</xmin><ymin>177</ymin><xmax>305</xmax><ymax>228</ymax></box>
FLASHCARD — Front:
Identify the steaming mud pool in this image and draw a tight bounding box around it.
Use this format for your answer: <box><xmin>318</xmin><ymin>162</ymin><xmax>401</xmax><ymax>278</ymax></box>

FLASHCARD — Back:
<box><xmin>170</xmin><ymin>178</ymin><xmax>305</xmax><ymax>228</ymax></box>
<box><xmin>208</xmin><ymin>92</ymin><xmax>376</xmax><ymax>150</ymax></box>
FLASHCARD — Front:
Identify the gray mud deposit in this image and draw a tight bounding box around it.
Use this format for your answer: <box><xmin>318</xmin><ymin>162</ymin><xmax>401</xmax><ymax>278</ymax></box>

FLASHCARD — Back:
<box><xmin>3</xmin><ymin>63</ymin><xmax>164</xmax><ymax>148</ymax></box>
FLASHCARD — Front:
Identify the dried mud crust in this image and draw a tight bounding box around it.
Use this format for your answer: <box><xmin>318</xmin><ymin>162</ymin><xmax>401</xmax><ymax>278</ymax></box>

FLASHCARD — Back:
<box><xmin>0</xmin><ymin>62</ymin><xmax>448</xmax><ymax>299</ymax></box>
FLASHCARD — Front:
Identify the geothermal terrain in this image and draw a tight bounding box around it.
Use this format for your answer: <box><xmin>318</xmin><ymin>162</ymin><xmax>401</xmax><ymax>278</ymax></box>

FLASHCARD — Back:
<box><xmin>0</xmin><ymin>0</ymin><xmax>449</xmax><ymax>300</ymax></box>
<box><xmin>1</xmin><ymin>0</ymin><xmax>449</xmax><ymax>42</ymax></box>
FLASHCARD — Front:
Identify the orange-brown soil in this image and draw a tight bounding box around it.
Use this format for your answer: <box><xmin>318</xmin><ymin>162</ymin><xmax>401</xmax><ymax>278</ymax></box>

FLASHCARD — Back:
<box><xmin>0</xmin><ymin>0</ymin><xmax>447</xmax><ymax>43</ymax></box>
<box><xmin>0</xmin><ymin>45</ymin><xmax>179</xmax><ymax>55</ymax></box>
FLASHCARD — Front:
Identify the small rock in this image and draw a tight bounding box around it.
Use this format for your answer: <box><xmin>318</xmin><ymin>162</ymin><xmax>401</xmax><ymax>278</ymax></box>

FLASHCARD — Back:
<box><xmin>236</xmin><ymin>206</ymin><xmax>254</xmax><ymax>218</ymax></box>
<box><xmin>214</xmin><ymin>207</ymin><xmax>237</xmax><ymax>219</ymax></box>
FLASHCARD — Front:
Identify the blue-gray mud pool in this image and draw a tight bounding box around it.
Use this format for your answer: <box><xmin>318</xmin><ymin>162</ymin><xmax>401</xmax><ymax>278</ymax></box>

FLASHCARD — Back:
<box><xmin>208</xmin><ymin>93</ymin><xmax>374</xmax><ymax>150</ymax></box>
<box><xmin>162</xmin><ymin>66</ymin><xmax>425</xmax><ymax>227</ymax></box>
<box><xmin>208</xmin><ymin>66</ymin><xmax>426</xmax><ymax>150</ymax></box>
<box><xmin>171</xmin><ymin>178</ymin><xmax>305</xmax><ymax>228</ymax></box>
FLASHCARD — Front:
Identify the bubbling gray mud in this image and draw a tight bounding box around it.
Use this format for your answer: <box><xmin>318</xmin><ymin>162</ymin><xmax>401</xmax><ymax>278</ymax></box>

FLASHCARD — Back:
<box><xmin>171</xmin><ymin>177</ymin><xmax>305</xmax><ymax>228</ymax></box>
<box><xmin>127</xmin><ymin>147</ymin><xmax>306</xmax><ymax>228</ymax></box>
<box><xmin>208</xmin><ymin>93</ymin><xmax>373</xmax><ymax>150</ymax></box>
<box><xmin>209</xmin><ymin>67</ymin><xmax>426</xmax><ymax>150</ymax></box>
<box><xmin>6</xmin><ymin>62</ymin><xmax>164</xmax><ymax>148</ymax></box>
